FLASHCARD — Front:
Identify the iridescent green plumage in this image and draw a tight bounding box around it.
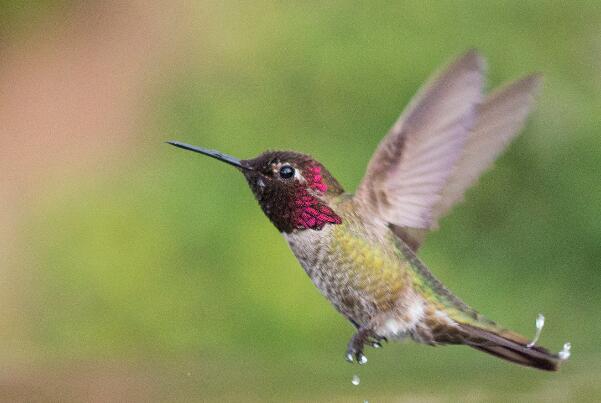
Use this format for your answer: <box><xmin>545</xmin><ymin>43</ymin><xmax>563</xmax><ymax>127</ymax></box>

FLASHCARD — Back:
<box><xmin>308</xmin><ymin>196</ymin><xmax>498</xmax><ymax>337</ymax></box>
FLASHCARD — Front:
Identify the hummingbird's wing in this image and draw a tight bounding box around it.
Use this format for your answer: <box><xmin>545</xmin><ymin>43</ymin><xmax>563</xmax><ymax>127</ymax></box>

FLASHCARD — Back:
<box><xmin>428</xmin><ymin>74</ymin><xmax>542</xmax><ymax>229</ymax></box>
<box><xmin>356</xmin><ymin>51</ymin><xmax>541</xmax><ymax>250</ymax></box>
<box><xmin>355</xmin><ymin>50</ymin><xmax>484</xmax><ymax>238</ymax></box>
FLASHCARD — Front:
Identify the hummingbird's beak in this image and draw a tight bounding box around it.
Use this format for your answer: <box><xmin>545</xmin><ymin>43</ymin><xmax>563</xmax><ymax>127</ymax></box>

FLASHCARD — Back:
<box><xmin>166</xmin><ymin>141</ymin><xmax>252</xmax><ymax>171</ymax></box>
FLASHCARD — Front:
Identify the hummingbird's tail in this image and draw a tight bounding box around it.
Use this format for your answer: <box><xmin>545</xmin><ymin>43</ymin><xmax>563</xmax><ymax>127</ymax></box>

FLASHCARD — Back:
<box><xmin>456</xmin><ymin>323</ymin><xmax>561</xmax><ymax>371</ymax></box>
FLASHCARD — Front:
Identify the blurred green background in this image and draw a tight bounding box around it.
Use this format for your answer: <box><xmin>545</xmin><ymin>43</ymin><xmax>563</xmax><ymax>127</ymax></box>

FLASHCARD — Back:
<box><xmin>2</xmin><ymin>1</ymin><xmax>600</xmax><ymax>401</ymax></box>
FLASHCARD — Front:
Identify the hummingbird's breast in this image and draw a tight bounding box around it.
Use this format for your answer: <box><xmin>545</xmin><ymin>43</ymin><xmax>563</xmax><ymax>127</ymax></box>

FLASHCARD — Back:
<box><xmin>284</xmin><ymin>197</ymin><xmax>415</xmax><ymax>329</ymax></box>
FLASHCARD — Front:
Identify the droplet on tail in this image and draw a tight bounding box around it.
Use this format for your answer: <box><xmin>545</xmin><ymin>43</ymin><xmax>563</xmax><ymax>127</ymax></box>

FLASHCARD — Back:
<box><xmin>351</xmin><ymin>374</ymin><xmax>360</xmax><ymax>386</ymax></box>
<box><xmin>358</xmin><ymin>353</ymin><xmax>368</xmax><ymax>365</ymax></box>
<box><xmin>558</xmin><ymin>342</ymin><xmax>571</xmax><ymax>360</ymax></box>
<box><xmin>527</xmin><ymin>313</ymin><xmax>545</xmax><ymax>347</ymax></box>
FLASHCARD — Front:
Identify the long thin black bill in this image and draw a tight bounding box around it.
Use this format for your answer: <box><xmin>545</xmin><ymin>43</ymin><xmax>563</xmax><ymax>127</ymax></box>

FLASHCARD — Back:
<box><xmin>166</xmin><ymin>141</ymin><xmax>251</xmax><ymax>170</ymax></box>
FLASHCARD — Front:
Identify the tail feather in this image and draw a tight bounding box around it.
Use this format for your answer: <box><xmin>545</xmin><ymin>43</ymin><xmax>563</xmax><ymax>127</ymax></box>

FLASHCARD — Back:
<box><xmin>459</xmin><ymin>323</ymin><xmax>560</xmax><ymax>371</ymax></box>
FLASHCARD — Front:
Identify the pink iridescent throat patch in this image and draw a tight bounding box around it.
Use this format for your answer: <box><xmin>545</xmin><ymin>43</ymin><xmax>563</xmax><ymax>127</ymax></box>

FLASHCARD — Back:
<box><xmin>293</xmin><ymin>165</ymin><xmax>342</xmax><ymax>230</ymax></box>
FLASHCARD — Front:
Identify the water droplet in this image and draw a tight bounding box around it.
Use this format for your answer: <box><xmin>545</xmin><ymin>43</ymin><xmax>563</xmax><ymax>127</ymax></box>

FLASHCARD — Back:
<box><xmin>527</xmin><ymin>313</ymin><xmax>545</xmax><ymax>347</ymax></box>
<box><xmin>351</xmin><ymin>374</ymin><xmax>360</xmax><ymax>386</ymax></box>
<box><xmin>345</xmin><ymin>352</ymin><xmax>354</xmax><ymax>363</ymax></box>
<box><xmin>358</xmin><ymin>353</ymin><xmax>368</xmax><ymax>365</ymax></box>
<box><xmin>559</xmin><ymin>342</ymin><xmax>571</xmax><ymax>360</ymax></box>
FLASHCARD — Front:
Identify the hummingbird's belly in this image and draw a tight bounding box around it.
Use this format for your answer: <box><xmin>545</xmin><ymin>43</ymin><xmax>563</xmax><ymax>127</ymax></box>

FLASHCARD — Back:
<box><xmin>284</xmin><ymin>225</ymin><xmax>409</xmax><ymax>327</ymax></box>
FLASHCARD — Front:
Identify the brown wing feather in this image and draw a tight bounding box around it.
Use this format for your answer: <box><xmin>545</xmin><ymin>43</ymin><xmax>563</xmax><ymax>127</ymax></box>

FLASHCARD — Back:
<box><xmin>355</xmin><ymin>50</ymin><xmax>484</xmax><ymax>231</ymax></box>
<box><xmin>431</xmin><ymin>74</ymin><xmax>542</xmax><ymax>227</ymax></box>
<box><xmin>386</xmin><ymin>74</ymin><xmax>542</xmax><ymax>249</ymax></box>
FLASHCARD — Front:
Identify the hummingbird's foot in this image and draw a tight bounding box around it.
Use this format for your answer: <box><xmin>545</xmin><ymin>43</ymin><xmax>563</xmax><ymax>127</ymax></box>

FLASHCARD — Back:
<box><xmin>345</xmin><ymin>328</ymin><xmax>384</xmax><ymax>364</ymax></box>
<box><xmin>371</xmin><ymin>336</ymin><xmax>388</xmax><ymax>349</ymax></box>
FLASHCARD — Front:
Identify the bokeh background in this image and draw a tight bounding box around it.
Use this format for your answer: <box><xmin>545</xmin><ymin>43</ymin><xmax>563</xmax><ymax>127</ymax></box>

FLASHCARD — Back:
<box><xmin>2</xmin><ymin>1</ymin><xmax>600</xmax><ymax>401</ymax></box>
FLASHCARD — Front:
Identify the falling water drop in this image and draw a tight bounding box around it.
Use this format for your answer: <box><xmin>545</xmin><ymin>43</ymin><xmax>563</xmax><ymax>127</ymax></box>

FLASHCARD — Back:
<box><xmin>527</xmin><ymin>313</ymin><xmax>545</xmax><ymax>347</ymax></box>
<box><xmin>351</xmin><ymin>374</ymin><xmax>360</xmax><ymax>386</ymax></box>
<box><xmin>559</xmin><ymin>342</ymin><xmax>571</xmax><ymax>360</ymax></box>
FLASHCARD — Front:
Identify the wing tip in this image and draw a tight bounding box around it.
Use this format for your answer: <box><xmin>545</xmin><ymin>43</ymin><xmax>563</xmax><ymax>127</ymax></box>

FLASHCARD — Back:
<box><xmin>455</xmin><ymin>48</ymin><xmax>487</xmax><ymax>74</ymax></box>
<box><xmin>520</xmin><ymin>73</ymin><xmax>544</xmax><ymax>95</ymax></box>
<box><xmin>484</xmin><ymin>72</ymin><xmax>544</xmax><ymax>107</ymax></box>
<box><xmin>456</xmin><ymin>51</ymin><xmax>543</xmax><ymax>97</ymax></box>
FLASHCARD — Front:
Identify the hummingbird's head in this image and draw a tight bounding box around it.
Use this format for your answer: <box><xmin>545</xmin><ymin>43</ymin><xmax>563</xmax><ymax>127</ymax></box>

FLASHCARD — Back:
<box><xmin>167</xmin><ymin>141</ymin><xmax>344</xmax><ymax>233</ymax></box>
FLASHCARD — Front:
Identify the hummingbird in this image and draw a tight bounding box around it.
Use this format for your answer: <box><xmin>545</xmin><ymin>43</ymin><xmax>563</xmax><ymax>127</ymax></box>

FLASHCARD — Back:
<box><xmin>168</xmin><ymin>50</ymin><xmax>567</xmax><ymax>371</ymax></box>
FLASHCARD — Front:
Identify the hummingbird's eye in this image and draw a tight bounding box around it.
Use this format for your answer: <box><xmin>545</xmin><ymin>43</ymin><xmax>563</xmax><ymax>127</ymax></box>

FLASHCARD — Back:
<box><xmin>279</xmin><ymin>165</ymin><xmax>295</xmax><ymax>179</ymax></box>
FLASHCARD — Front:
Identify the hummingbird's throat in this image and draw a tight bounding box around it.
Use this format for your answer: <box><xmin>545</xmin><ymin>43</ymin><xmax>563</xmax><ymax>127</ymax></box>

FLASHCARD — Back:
<box><xmin>292</xmin><ymin>189</ymin><xmax>341</xmax><ymax>230</ymax></box>
<box><xmin>292</xmin><ymin>164</ymin><xmax>341</xmax><ymax>230</ymax></box>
